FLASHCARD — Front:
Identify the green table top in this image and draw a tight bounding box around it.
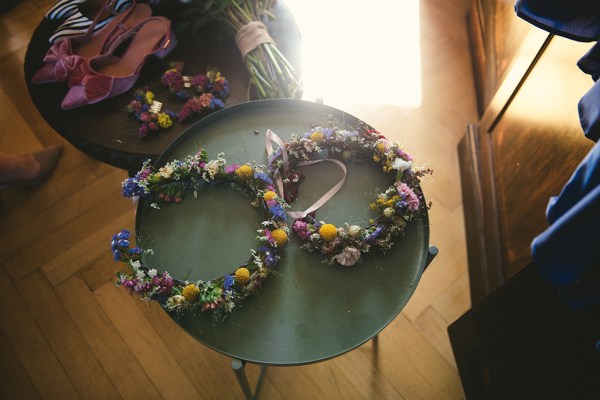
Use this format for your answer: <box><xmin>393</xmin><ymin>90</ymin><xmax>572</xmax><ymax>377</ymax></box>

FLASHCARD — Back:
<box><xmin>136</xmin><ymin>99</ymin><xmax>430</xmax><ymax>365</ymax></box>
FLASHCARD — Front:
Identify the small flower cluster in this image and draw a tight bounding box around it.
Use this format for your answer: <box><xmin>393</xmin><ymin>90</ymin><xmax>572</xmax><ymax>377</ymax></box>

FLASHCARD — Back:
<box><xmin>114</xmin><ymin>152</ymin><xmax>289</xmax><ymax>318</ymax></box>
<box><xmin>160</xmin><ymin>61</ymin><xmax>229</xmax><ymax>122</ymax></box>
<box><xmin>273</xmin><ymin>125</ymin><xmax>432</xmax><ymax>266</ymax></box>
<box><xmin>177</xmin><ymin>93</ymin><xmax>225</xmax><ymax>122</ymax></box>
<box><xmin>161</xmin><ymin>61</ymin><xmax>230</xmax><ymax>100</ymax></box>
<box><xmin>127</xmin><ymin>87</ymin><xmax>177</xmax><ymax>139</ymax></box>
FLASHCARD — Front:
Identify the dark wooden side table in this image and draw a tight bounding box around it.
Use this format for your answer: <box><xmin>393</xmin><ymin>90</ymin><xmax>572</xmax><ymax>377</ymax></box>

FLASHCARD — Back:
<box><xmin>448</xmin><ymin>263</ymin><xmax>600</xmax><ymax>399</ymax></box>
<box><xmin>135</xmin><ymin>99</ymin><xmax>436</xmax><ymax>398</ymax></box>
<box><xmin>23</xmin><ymin>2</ymin><xmax>301</xmax><ymax>173</ymax></box>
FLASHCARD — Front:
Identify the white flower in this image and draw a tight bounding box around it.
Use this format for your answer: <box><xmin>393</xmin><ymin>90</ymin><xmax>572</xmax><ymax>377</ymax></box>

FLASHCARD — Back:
<box><xmin>167</xmin><ymin>295</ymin><xmax>186</xmax><ymax>308</ymax></box>
<box><xmin>147</xmin><ymin>269</ymin><xmax>157</xmax><ymax>278</ymax></box>
<box><xmin>205</xmin><ymin>160</ymin><xmax>220</xmax><ymax>179</ymax></box>
<box><xmin>130</xmin><ymin>260</ymin><xmax>141</xmax><ymax>270</ymax></box>
<box><xmin>391</xmin><ymin>158</ymin><xmax>412</xmax><ymax>171</ymax></box>
<box><xmin>159</xmin><ymin>165</ymin><xmax>174</xmax><ymax>178</ymax></box>
<box><xmin>136</xmin><ymin>269</ymin><xmax>146</xmax><ymax>280</ymax></box>
<box><xmin>383</xmin><ymin>207</ymin><xmax>395</xmax><ymax>218</ymax></box>
<box><xmin>335</xmin><ymin>247</ymin><xmax>362</xmax><ymax>266</ymax></box>
<box><xmin>348</xmin><ymin>225</ymin><xmax>361</xmax><ymax>238</ymax></box>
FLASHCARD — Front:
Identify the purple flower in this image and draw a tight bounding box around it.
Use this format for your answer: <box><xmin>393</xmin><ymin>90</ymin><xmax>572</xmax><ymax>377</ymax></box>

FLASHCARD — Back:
<box><xmin>366</xmin><ymin>226</ymin><xmax>383</xmax><ymax>243</ymax></box>
<box><xmin>191</xmin><ymin>74</ymin><xmax>209</xmax><ymax>90</ymax></box>
<box><xmin>292</xmin><ymin>219</ymin><xmax>311</xmax><ymax>239</ymax></box>
<box><xmin>396</xmin><ymin>148</ymin><xmax>414</xmax><ymax>162</ymax></box>
<box><xmin>259</xmin><ymin>246</ymin><xmax>279</xmax><ymax>268</ymax></box>
<box><xmin>225</xmin><ymin>164</ymin><xmax>239</xmax><ymax>174</ymax></box>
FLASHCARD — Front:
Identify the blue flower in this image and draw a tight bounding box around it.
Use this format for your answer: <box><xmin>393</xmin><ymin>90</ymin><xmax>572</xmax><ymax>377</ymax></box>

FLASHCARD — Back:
<box><xmin>259</xmin><ymin>246</ymin><xmax>279</xmax><ymax>268</ymax></box>
<box><xmin>122</xmin><ymin>177</ymin><xmax>147</xmax><ymax>198</ymax></box>
<box><xmin>210</xmin><ymin>97</ymin><xmax>225</xmax><ymax>110</ymax></box>
<box><xmin>254</xmin><ymin>171</ymin><xmax>273</xmax><ymax>185</ymax></box>
<box><xmin>223</xmin><ymin>275</ymin><xmax>234</xmax><ymax>290</ymax></box>
<box><xmin>269</xmin><ymin>204</ymin><xmax>287</xmax><ymax>222</ymax></box>
<box><xmin>129</xmin><ymin>247</ymin><xmax>142</xmax><ymax>256</ymax></box>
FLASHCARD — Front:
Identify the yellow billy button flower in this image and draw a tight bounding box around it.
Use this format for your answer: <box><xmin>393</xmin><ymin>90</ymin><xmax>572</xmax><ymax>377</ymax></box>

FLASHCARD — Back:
<box><xmin>144</xmin><ymin>90</ymin><xmax>154</xmax><ymax>105</ymax></box>
<box><xmin>319</xmin><ymin>223</ymin><xmax>338</xmax><ymax>241</ymax></box>
<box><xmin>182</xmin><ymin>283</ymin><xmax>200</xmax><ymax>302</ymax></box>
<box><xmin>157</xmin><ymin>113</ymin><xmax>172</xmax><ymax>129</ymax></box>
<box><xmin>235</xmin><ymin>164</ymin><xmax>254</xmax><ymax>180</ymax></box>
<box><xmin>263</xmin><ymin>191</ymin><xmax>277</xmax><ymax>201</ymax></box>
<box><xmin>271</xmin><ymin>229</ymin><xmax>288</xmax><ymax>247</ymax></box>
<box><xmin>235</xmin><ymin>267</ymin><xmax>251</xmax><ymax>285</ymax></box>
<box><xmin>310</xmin><ymin>130</ymin><xmax>325</xmax><ymax>142</ymax></box>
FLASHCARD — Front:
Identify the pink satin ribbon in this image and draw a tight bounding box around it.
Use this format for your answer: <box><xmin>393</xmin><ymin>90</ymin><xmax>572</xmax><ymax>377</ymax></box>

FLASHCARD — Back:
<box><xmin>265</xmin><ymin>129</ymin><xmax>347</xmax><ymax>219</ymax></box>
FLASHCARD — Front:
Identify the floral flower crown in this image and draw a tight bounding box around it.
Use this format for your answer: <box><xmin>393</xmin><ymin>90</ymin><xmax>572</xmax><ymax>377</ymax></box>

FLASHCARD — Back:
<box><xmin>268</xmin><ymin>125</ymin><xmax>432</xmax><ymax>266</ymax></box>
<box><xmin>114</xmin><ymin>150</ymin><xmax>289</xmax><ymax>318</ymax></box>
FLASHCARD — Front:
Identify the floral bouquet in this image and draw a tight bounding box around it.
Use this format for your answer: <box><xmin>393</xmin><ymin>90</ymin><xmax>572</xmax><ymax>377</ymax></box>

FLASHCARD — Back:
<box><xmin>171</xmin><ymin>0</ymin><xmax>302</xmax><ymax>99</ymax></box>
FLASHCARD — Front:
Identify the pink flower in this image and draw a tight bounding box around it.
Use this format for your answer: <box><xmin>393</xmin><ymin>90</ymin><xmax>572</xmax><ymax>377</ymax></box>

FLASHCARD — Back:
<box><xmin>140</xmin><ymin>112</ymin><xmax>152</xmax><ymax>122</ymax></box>
<box><xmin>335</xmin><ymin>247</ymin><xmax>361</xmax><ymax>266</ymax></box>
<box><xmin>225</xmin><ymin>164</ymin><xmax>239</xmax><ymax>174</ymax></box>
<box><xmin>397</xmin><ymin>182</ymin><xmax>420</xmax><ymax>212</ymax></box>
<box><xmin>199</xmin><ymin>93</ymin><xmax>213</xmax><ymax>108</ymax></box>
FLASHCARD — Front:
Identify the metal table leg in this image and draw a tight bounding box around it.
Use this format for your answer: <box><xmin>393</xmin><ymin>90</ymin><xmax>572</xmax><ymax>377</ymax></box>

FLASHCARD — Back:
<box><xmin>231</xmin><ymin>358</ymin><xmax>267</xmax><ymax>400</ymax></box>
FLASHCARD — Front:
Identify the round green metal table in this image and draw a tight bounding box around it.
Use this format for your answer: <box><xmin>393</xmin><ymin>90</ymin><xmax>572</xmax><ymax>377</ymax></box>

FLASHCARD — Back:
<box><xmin>135</xmin><ymin>99</ymin><xmax>434</xmax><ymax>398</ymax></box>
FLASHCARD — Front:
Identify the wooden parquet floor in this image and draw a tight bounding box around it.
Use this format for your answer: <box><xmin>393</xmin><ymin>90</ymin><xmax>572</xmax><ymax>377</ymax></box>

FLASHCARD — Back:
<box><xmin>0</xmin><ymin>0</ymin><xmax>476</xmax><ymax>398</ymax></box>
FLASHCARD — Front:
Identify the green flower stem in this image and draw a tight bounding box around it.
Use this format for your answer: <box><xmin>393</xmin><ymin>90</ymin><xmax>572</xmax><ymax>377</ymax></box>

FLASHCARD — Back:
<box><xmin>246</xmin><ymin>61</ymin><xmax>269</xmax><ymax>98</ymax></box>
<box><xmin>198</xmin><ymin>0</ymin><xmax>302</xmax><ymax>99</ymax></box>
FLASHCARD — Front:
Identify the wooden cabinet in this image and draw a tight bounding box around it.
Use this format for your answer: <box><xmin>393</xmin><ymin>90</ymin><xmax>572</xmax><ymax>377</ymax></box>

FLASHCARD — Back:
<box><xmin>460</xmin><ymin>7</ymin><xmax>595</xmax><ymax>304</ymax></box>
<box><xmin>467</xmin><ymin>0</ymin><xmax>533</xmax><ymax>115</ymax></box>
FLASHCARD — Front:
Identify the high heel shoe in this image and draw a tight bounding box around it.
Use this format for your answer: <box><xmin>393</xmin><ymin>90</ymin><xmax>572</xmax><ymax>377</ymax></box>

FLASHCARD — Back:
<box><xmin>45</xmin><ymin>0</ymin><xmax>87</xmax><ymax>20</ymax></box>
<box><xmin>32</xmin><ymin>0</ymin><xmax>150</xmax><ymax>85</ymax></box>
<box><xmin>61</xmin><ymin>16</ymin><xmax>176</xmax><ymax>110</ymax></box>
<box><xmin>48</xmin><ymin>0</ymin><xmax>133</xmax><ymax>44</ymax></box>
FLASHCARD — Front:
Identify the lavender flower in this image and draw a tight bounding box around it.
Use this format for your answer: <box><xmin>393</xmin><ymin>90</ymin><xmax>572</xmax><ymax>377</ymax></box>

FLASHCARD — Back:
<box><xmin>366</xmin><ymin>226</ymin><xmax>383</xmax><ymax>243</ymax></box>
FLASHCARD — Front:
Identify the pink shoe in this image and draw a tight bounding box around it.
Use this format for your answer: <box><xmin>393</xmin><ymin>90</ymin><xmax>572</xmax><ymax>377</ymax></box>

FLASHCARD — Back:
<box><xmin>61</xmin><ymin>16</ymin><xmax>176</xmax><ymax>110</ymax></box>
<box><xmin>31</xmin><ymin>0</ymin><xmax>151</xmax><ymax>84</ymax></box>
